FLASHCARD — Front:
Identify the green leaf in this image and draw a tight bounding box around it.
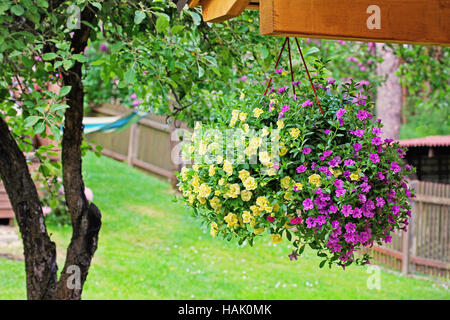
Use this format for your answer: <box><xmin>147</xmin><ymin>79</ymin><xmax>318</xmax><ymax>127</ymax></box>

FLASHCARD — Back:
<box><xmin>171</xmin><ymin>25</ymin><xmax>184</xmax><ymax>35</ymax></box>
<box><xmin>35</xmin><ymin>121</ymin><xmax>46</xmax><ymax>134</ymax></box>
<box><xmin>42</xmin><ymin>52</ymin><xmax>57</xmax><ymax>61</ymax></box>
<box><xmin>10</xmin><ymin>4</ymin><xmax>24</xmax><ymax>16</ymax></box>
<box><xmin>59</xmin><ymin>86</ymin><xmax>72</xmax><ymax>97</ymax></box>
<box><xmin>72</xmin><ymin>54</ymin><xmax>87</xmax><ymax>63</ymax></box>
<box><xmin>155</xmin><ymin>16</ymin><xmax>169</xmax><ymax>33</ymax></box>
<box><xmin>124</xmin><ymin>68</ymin><xmax>135</xmax><ymax>84</ymax></box>
<box><xmin>134</xmin><ymin>10</ymin><xmax>146</xmax><ymax>25</ymax></box>
<box><xmin>25</xmin><ymin>116</ymin><xmax>40</xmax><ymax>128</ymax></box>
<box><xmin>198</xmin><ymin>64</ymin><xmax>204</xmax><ymax>78</ymax></box>
<box><xmin>319</xmin><ymin>260</ymin><xmax>326</xmax><ymax>268</ymax></box>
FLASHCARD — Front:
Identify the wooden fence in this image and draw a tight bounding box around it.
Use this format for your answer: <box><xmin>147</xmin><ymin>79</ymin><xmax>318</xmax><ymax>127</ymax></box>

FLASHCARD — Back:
<box><xmin>86</xmin><ymin>103</ymin><xmax>188</xmax><ymax>187</ymax></box>
<box><xmin>368</xmin><ymin>180</ymin><xmax>450</xmax><ymax>280</ymax></box>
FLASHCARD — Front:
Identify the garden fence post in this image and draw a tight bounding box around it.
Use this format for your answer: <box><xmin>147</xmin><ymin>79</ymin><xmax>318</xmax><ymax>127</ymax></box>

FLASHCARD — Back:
<box><xmin>127</xmin><ymin>123</ymin><xmax>139</xmax><ymax>167</ymax></box>
<box><xmin>408</xmin><ymin>180</ymin><xmax>419</xmax><ymax>275</ymax></box>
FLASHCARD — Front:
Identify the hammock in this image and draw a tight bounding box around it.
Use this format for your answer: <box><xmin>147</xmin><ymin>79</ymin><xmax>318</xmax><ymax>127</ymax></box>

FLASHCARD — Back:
<box><xmin>83</xmin><ymin>110</ymin><xmax>148</xmax><ymax>134</ymax></box>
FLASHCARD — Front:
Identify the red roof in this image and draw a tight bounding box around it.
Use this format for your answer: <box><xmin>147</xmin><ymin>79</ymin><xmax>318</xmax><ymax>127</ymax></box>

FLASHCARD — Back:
<box><xmin>398</xmin><ymin>136</ymin><xmax>450</xmax><ymax>147</ymax></box>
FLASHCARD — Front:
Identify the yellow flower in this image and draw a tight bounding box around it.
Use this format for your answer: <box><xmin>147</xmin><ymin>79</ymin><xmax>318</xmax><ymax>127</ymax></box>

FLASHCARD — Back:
<box><xmin>250</xmin><ymin>205</ymin><xmax>262</xmax><ymax>216</ymax></box>
<box><xmin>243</xmin><ymin>177</ymin><xmax>257</xmax><ymax>191</ymax></box>
<box><xmin>253</xmin><ymin>227</ymin><xmax>265</xmax><ymax>235</ymax></box>
<box><xmin>225</xmin><ymin>183</ymin><xmax>240</xmax><ymax>198</ymax></box>
<box><xmin>224</xmin><ymin>213</ymin><xmax>238</xmax><ymax>228</ymax></box>
<box><xmin>277</xmin><ymin>119</ymin><xmax>284</xmax><ymax>129</ymax></box>
<box><xmin>259</xmin><ymin>151</ymin><xmax>271</xmax><ymax>165</ymax></box>
<box><xmin>199</xmin><ymin>142</ymin><xmax>207</xmax><ymax>155</ymax></box>
<box><xmin>271</xmin><ymin>234</ymin><xmax>282</xmax><ymax>244</ymax></box>
<box><xmin>216</xmin><ymin>155</ymin><xmax>223</xmax><ymax>164</ymax></box>
<box><xmin>214</xmin><ymin>190</ymin><xmax>222</xmax><ymax>196</ymax></box>
<box><xmin>197</xmin><ymin>195</ymin><xmax>206</xmax><ymax>204</ymax></box>
<box><xmin>239</xmin><ymin>169</ymin><xmax>250</xmax><ymax>181</ymax></box>
<box><xmin>210</xmin><ymin>197</ymin><xmax>221</xmax><ymax>211</ymax></box>
<box><xmin>266</xmin><ymin>168</ymin><xmax>277</xmax><ymax>176</ymax></box>
<box><xmin>242</xmin><ymin>123</ymin><xmax>250</xmax><ymax>133</ymax></box>
<box><xmin>191</xmin><ymin>175</ymin><xmax>200</xmax><ymax>188</ymax></box>
<box><xmin>244</xmin><ymin>146</ymin><xmax>257</xmax><ymax>157</ymax></box>
<box><xmin>281</xmin><ymin>71</ymin><xmax>289</xmax><ymax>76</ymax></box>
<box><xmin>180</xmin><ymin>167</ymin><xmax>189</xmax><ymax>180</ymax></box>
<box><xmin>188</xmin><ymin>145</ymin><xmax>195</xmax><ymax>154</ymax></box>
<box><xmin>249</xmin><ymin>137</ymin><xmax>262</xmax><ymax>149</ymax></box>
<box><xmin>289</xmin><ymin>128</ymin><xmax>301</xmax><ymax>139</ymax></box>
<box><xmin>350</xmin><ymin>172</ymin><xmax>361</xmax><ymax>181</ymax></box>
<box><xmin>294</xmin><ymin>182</ymin><xmax>303</xmax><ymax>191</ymax></box>
<box><xmin>208</xmin><ymin>165</ymin><xmax>216</xmax><ymax>177</ymax></box>
<box><xmin>218</xmin><ymin>178</ymin><xmax>225</xmax><ymax>186</ymax></box>
<box><xmin>242</xmin><ymin>211</ymin><xmax>252</xmax><ymax>223</ymax></box>
<box><xmin>188</xmin><ymin>194</ymin><xmax>195</xmax><ymax>205</ymax></box>
<box><xmin>210</xmin><ymin>222</ymin><xmax>218</xmax><ymax>237</ymax></box>
<box><xmin>192</xmin><ymin>164</ymin><xmax>199</xmax><ymax>171</ymax></box>
<box><xmin>256</xmin><ymin>196</ymin><xmax>269</xmax><ymax>209</ymax></box>
<box><xmin>330</xmin><ymin>167</ymin><xmax>342</xmax><ymax>177</ymax></box>
<box><xmin>308</xmin><ymin>174</ymin><xmax>322</xmax><ymax>187</ymax></box>
<box><xmin>262</xmin><ymin>128</ymin><xmax>269</xmax><ymax>136</ymax></box>
<box><xmin>241</xmin><ymin>190</ymin><xmax>252</xmax><ymax>202</ymax></box>
<box><xmin>198</xmin><ymin>183</ymin><xmax>212</xmax><ymax>198</ymax></box>
<box><xmin>284</xmin><ymin>192</ymin><xmax>293</xmax><ymax>200</ymax></box>
<box><xmin>231</xmin><ymin>109</ymin><xmax>240</xmax><ymax>118</ymax></box>
<box><xmin>280</xmin><ymin>176</ymin><xmax>292</xmax><ymax>189</ymax></box>
<box><xmin>239</xmin><ymin>112</ymin><xmax>248</xmax><ymax>122</ymax></box>
<box><xmin>279</xmin><ymin>147</ymin><xmax>288</xmax><ymax>156</ymax></box>
<box><xmin>223</xmin><ymin>159</ymin><xmax>233</xmax><ymax>176</ymax></box>
<box><xmin>253</xmin><ymin>108</ymin><xmax>264</xmax><ymax>118</ymax></box>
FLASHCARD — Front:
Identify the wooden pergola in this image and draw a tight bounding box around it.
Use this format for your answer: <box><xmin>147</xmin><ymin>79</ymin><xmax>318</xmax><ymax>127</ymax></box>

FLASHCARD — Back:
<box><xmin>185</xmin><ymin>0</ymin><xmax>450</xmax><ymax>46</ymax></box>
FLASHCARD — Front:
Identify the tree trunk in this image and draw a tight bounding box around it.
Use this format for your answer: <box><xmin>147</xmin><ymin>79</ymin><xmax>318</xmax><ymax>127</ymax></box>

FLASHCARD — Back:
<box><xmin>53</xmin><ymin>5</ymin><xmax>101</xmax><ymax>300</ymax></box>
<box><xmin>0</xmin><ymin>4</ymin><xmax>101</xmax><ymax>300</ymax></box>
<box><xmin>376</xmin><ymin>43</ymin><xmax>403</xmax><ymax>140</ymax></box>
<box><xmin>0</xmin><ymin>118</ymin><xmax>58</xmax><ymax>299</ymax></box>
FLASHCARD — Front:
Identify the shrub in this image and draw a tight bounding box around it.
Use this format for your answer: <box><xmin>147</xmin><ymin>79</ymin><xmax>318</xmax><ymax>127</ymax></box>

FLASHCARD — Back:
<box><xmin>177</xmin><ymin>61</ymin><xmax>415</xmax><ymax>269</ymax></box>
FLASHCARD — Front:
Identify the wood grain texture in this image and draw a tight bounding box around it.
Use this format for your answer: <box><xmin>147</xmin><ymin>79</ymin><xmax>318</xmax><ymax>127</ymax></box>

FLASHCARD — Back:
<box><xmin>260</xmin><ymin>0</ymin><xmax>450</xmax><ymax>46</ymax></box>
<box><xmin>201</xmin><ymin>0</ymin><xmax>251</xmax><ymax>23</ymax></box>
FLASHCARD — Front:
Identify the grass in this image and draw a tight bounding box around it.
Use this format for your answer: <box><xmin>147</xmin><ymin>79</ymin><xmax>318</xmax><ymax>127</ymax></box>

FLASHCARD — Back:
<box><xmin>0</xmin><ymin>154</ymin><xmax>449</xmax><ymax>300</ymax></box>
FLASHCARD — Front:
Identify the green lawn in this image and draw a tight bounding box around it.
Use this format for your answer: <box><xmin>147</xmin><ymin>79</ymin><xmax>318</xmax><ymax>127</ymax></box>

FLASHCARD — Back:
<box><xmin>1</xmin><ymin>154</ymin><xmax>449</xmax><ymax>300</ymax></box>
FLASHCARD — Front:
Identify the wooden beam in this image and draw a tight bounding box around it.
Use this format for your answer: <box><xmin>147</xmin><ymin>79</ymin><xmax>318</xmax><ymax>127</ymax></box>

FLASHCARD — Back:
<box><xmin>188</xmin><ymin>0</ymin><xmax>201</xmax><ymax>9</ymax></box>
<box><xmin>201</xmin><ymin>0</ymin><xmax>251</xmax><ymax>23</ymax></box>
<box><xmin>260</xmin><ymin>0</ymin><xmax>450</xmax><ymax>46</ymax></box>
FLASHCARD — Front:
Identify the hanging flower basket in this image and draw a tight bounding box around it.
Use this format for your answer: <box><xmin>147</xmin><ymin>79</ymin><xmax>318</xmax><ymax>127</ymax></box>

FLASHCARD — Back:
<box><xmin>177</xmin><ymin>38</ymin><xmax>415</xmax><ymax>269</ymax></box>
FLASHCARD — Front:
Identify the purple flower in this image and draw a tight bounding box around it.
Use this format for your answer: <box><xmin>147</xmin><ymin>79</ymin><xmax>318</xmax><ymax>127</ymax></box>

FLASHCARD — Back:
<box><xmin>371</xmin><ymin>137</ymin><xmax>382</xmax><ymax>146</ymax></box>
<box><xmin>345</xmin><ymin>222</ymin><xmax>356</xmax><ymax>233</ymax></box>
<box><xmin>296</xmin><ymin>165</ymin><xmax>307</xmax><ymax>173</ymax></box>
<box><xmin>267</xmin><ymin>216</ymin><xmax>275</xmax><ymax>222</ymax></box>
<box><xmin>240</xmin><ymin>75</ymin><xmax>248</xmax><ymax>82</ymax></box>
<box><xmin>130</xmin><ymin>93</ymin><xmax>137</xmax><ymax>100</ymax></box>
<box><xmin>350</xmin><ymin>129</ymin><xmax>365</xmax><ymax>138</ymax></box>
<box><xmin>324</xmin><ymin>129</ymin><xmax>331</xmax><ymax>135</ymax></box>
<box><xmin>353</xmin><ymin>143</ymin><xmax>362</xmax><ymax>152</ymax></box>
<box><xmin>360</xmin><ymin>182</ymin><xmax>371</xmax><ymax>193</ymax></box>
<box><xmin>275</xmin><ymin>68</ymin><xmax>283</xmax><ymax>74</ymax></box>
<box><xmin>331</xmin><ymin>220</ymin><xmax>339</xmax><ymax>228</ymax></box>
<box><xmin>323</xmin><ymin>150</ymin><xmax>333</xmax><ymax>158</ymax></box>
<box><xmin>281</xmin><ymin>104</ymin><xmax>290</xmax><ymax>112</ymax></box>
<box><xmin>376</xmin><ymin>197</ymin><xmax>385</xmax><ymax>208</ymax></box>
<box><xmin>372</xmin><ymin>128</ymin><xmax>383</xmax><ymax>135</ymax></box>
<box><xmin>302</xmin><ymin>100</ymin><xmax>313</xmax><ymax>107</ymax></box>
<box><xmin>357</xmin><ymin>110</ymin><xmax>370</xmax><ymax>121</ymax></box>
<box><xmin>278</xmin><ymin>112</ymin><xmax>285</xmax><ymax>119</ymax></box>
<box><xmin>369</xmin><ymin>153</ymin><xmax>380</xmax><ymax>164</ymax></box>
<box><xmin>336</xmin><ymin>108</ymin><xmax>346</xmax><ymax>119</ymax></box>
<box><xmin>335</xmin><ymin>188</ymin><xmax>346</xmax><ymax>198</ymax></box>
<box><xmin>99</xmin><ymin>43</ymin><xmax>108</xmax><ymax>52</ymax></box>
<box><xmin>329</xmin><ymin>205</ymin><xmax>338</xmax><ymax>214</ymax></box>
<box><xmin>344</xmin><ymin>159</ymin><xmax>355</xmax><ymax>166</ymax></box>
<box><xmin>132</xmin><ymin>99</ymin><xmax>142</xmax><ymax>107</ymax></box>
<box><xmin>352</xmin><ymin>207</ymin><xmax>362</xmax><ymax>218</ymax></box>
<box><xmin>278</xmin><ymin>86</ymin><xmax>288</xmax><ymax>93</ymax></box>
<box><xmin>392</xmin><ymin>206</ymin><xmax>401</xmax><ymax>215</ymax></box>
<box><xmin>341</xmin><ymin>205</ymin><xmax>353</xmax><ymax>217</ymax></box>
<box><xmin>288</xmin><ymin>250</ymin><xmax>299</xmax><ymax>261</ymax></box>
<box><xmin>390</xmin><ymin>162</ymin><xmax>401</xmax><ymax>173</ymax></box>
<box><xmin>359</xmin><ymin>194</ymin><xmax>366</xmax><ymax>203</ymax></box>
<box><xmin>302</xmin><ymin>147</ymin><xmax>311</xmax><ymax>155</ymax></box>
<box><xmin>334</xmin><ymin>179</ymin><xmax>344</xmax><ymax>188</ymax></box>
<box><xmin>303</xmin><ymin>198</ymin><xmax>314</xmax><ymax>210</ymax></box>
<box><xmin>377</xmin><ymin>172</ymin><xmax>385</xmax><ymax>181</ymax></box>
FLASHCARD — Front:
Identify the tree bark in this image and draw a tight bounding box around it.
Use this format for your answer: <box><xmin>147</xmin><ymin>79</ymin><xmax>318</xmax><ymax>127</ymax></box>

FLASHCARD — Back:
<box><xmin>0</xmin><ymin>117</ymin><xmax>58</xmax><ymax>299</ymax></box>
<box><xmin>376</xmin><ymin>43</ymin><xmax>403</xmax><ymax>140</ymax></box>
<box><xmin>53</xmin><ymin>5</ymin><xmax>101</xmax><ymax>300</ymax></box>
